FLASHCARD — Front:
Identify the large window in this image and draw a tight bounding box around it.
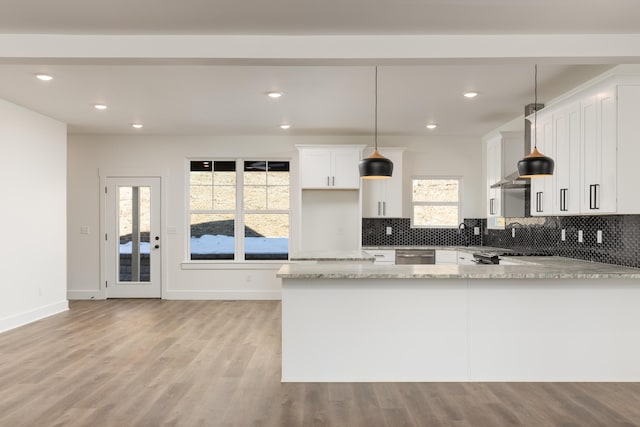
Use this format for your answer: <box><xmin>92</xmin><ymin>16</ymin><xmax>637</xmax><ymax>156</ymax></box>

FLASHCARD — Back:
<box><xmin>411</xmin><ymin>177</ymin><xmax>462</xmax><ymax>228</ymax></box>
<box><xmin>189</xmin><ymin>160</ymin><xmax>290</xmax><ymax>261</ymax></box>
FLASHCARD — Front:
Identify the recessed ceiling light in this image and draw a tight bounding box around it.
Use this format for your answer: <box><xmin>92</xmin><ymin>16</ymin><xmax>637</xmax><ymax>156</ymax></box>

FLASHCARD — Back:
<box><xmin>463</xmin><ymin>92</ymin><xmax>479</xmax><ymax>98</ymax></box>
<box><xmin>280</xmin><ymin>124</ymin><xmax>291</xmax><ymax>129</ymax></box>
<box><xmin>267</xmin><ymin>91</ymin><xmax>283</xmax><ymax>98</ymax></box>
<box><xmin>35</xmin><ymin>74</ymin><xmax>53</xmax><ymax>81</ymax></box>
<box><xmin>426</xmin><ymin>124</ymin><xmax>438</xmax><ymax>129</ymax></box>
<box><xmin>93</xmin><ymin>104</ymin><xmax>108</xmax><ymax>110</ymax></box>
<box><xmin>131</xmin><ymin>123</ymin><xmax>143</xmax><ymax>129</ymax></box>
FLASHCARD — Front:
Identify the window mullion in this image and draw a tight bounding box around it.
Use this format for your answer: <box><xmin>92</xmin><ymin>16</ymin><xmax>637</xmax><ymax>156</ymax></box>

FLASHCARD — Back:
<box><xmin>236</xmin><ymin>159</ymin><xmax>244</xmax><ymax>261</ymax></box>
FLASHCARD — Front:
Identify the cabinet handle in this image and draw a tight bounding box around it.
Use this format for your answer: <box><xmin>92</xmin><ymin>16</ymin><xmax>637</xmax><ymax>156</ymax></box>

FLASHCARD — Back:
<box><xmin>383</xmin><ymin>201</ymin><xmax>386</xmax><ymax>216</ymax></box>
<box><xmin>378</xmin><ymin>201</ymin><xmax>381</xmax><ymax>216</ymax></box>
<box><xmin>327</xmin><ymin>176</ymin><xmax>330</xmax><ymax>186</ymax></box>
<box><xmin>332</xmin><ymin>176</ymin><xmax>335</xmax><ymax>186</ymax></box>
<box><xmin>489</xmin><ymin>198</ymin><xmax>495</xmax><ymax>215</ymax></box>
<box><xmin>590</xmin><ymin>184</ymin><xmax>600</xmax><ymax>210</ymax></box>
<box><xmin>536</xmin><ymin>192</ymin><xmax>543</xmax><ymax>213</ymax></box>
<box><xmin>560</xmin><ymin>188</ymin><xmax>568</xmax><ymax>212</ymax></box>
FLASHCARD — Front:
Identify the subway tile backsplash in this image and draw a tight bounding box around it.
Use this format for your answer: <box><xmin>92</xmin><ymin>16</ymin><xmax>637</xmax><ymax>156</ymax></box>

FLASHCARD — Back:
<box><xmin>363</xmin><ymin>215</ymin><xmax>640</xmax><ymax>268</ymax></box>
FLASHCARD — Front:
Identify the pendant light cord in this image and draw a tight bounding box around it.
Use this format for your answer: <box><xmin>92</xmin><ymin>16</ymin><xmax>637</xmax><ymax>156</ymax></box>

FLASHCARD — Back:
<box><xmin>375</xmin><ymin>66</ymin><xmax>378</xmax><ymax>151</ymax></box>
<box><xmin>534</xmin><ymin>64</ymin><xmax>537</xmax><ymax>150</ymax></box>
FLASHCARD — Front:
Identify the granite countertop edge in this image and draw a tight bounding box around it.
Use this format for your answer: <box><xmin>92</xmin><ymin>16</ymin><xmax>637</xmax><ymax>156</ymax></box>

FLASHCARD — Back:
<box><xmin>277</xmin><ymin>257</ymin><xmax>640</xmax><ymax>280</ymax></box>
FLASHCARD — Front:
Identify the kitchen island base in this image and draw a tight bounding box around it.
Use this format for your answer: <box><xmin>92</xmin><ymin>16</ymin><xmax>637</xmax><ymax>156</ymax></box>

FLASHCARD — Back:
<box><xmin>281</xmin><ymin>277</ymin><xmax>640</xmax><ymax>382</ymax></box>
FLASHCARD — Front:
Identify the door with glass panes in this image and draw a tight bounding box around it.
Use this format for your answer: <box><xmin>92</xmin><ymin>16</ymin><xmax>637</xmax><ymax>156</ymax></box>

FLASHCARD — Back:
<box><xmin>105</xmin><ymin>177</ymin><xmax>161</xmax><ymax>298</ymax></box>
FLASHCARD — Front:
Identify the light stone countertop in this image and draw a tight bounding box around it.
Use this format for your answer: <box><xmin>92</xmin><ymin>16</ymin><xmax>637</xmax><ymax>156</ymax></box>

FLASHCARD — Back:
<box><xmin>289</xmin><ymin>250</ymin><xmax>376</xmax><ymax>262</ymax></box>
<box><xmin>277</xmin><ymin>256</ymin><xmax>640</xmax><ymax>280</ymax></box>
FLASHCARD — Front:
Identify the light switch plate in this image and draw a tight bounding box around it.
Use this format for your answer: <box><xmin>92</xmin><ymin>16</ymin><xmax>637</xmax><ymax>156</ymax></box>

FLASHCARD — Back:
<box><xmin>561</xmin><ymin>229</ymin><xmax>566</xmax><ymax>241</ymax></box>
<box><xmin>578</xmin><ymin>230</ymin><xmax>584</xmax><ymax>243</ymax></box>
<box><xmin>597</xmin><ymin>230</ymin><xmax>603</xmax><ymax>244</ymax></box>
<box><xmin>80</xmin><ymin>226</ymin><xmax>90</xmax><ymax>235</ymax></box>
<box><xmin>386</xmin><ymin>226</ymin><xmax>392</xmax><ymax>235</ymax></box>
<box><xmin>474</xmin><ymin>227</ymin><xmax>480</xmax><ymax>235</ymax></box>
<box><xmin>512</xmin><ymin>228</ymin><xmax>516</xmax><ymax>238</ymax></box>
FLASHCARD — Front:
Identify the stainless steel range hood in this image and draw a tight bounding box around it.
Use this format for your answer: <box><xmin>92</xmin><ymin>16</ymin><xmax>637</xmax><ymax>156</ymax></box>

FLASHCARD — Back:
<box><xmin>490</xmin><ymin>171</ymin><xmax>528</xmax><ymax>189</ymax></box>
<box><xmin>490</xmin><ymin>103</ymin><xmax>544</xmax><ymax>189</ymax></box>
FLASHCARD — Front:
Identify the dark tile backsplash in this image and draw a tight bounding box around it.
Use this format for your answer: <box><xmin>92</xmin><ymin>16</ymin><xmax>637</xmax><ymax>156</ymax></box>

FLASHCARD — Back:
<box><xmin>362</xmin><ymin>218</ymin><xmax>484</xmax><ymax>248</ymax></box>
<box><xmin>363</xmin><ymin>215</ymin><xmax>640</xmax><ymax>268</ymax></box>
<box><xmin>484</xmin><ymin>215</ymin><xmax>640</xmax><ymax>268</ymax></box>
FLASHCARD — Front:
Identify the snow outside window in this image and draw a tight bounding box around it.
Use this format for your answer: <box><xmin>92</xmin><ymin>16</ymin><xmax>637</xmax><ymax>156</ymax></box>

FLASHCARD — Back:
<box><xmin>188</xmin><ymin>159</ymin><xmax>290</xmax><ymax>261</ymax></box>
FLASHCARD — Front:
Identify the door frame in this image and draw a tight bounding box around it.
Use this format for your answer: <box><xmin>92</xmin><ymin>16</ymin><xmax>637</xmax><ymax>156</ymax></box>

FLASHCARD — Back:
<box><xmin>99</xmin><ymin>173</ymin><xmax>167</xmax><ymax>299</ymax></box>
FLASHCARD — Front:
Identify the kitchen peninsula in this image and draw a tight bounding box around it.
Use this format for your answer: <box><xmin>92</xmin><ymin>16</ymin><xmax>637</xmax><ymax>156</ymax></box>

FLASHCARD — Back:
<box><xmin>277</xmin><ymin>258</ymin><xmax>640</xmax><ymax>382</ymax></box>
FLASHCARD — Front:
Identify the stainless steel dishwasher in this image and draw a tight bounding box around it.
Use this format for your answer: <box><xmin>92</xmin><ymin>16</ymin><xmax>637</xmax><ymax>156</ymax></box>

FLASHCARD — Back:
<box><xmin>395</xmin><ymin>249</ymin><xmax>436</xmax><ymax>265</ymax></box>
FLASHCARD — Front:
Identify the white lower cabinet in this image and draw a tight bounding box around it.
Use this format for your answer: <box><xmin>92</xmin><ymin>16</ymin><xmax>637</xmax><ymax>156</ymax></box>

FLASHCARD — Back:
<box><xmin>366</xmin><ymin>249</ymin><xmax>395</xmax><ymax>265</ymax></box>
<box><xmin>436</xmin><ymin>250</ymin><xmax>458</xmax><ymax>265</ymax></box>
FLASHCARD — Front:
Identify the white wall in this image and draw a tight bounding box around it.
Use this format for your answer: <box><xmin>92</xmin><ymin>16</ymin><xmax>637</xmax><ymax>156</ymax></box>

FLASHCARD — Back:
<box><xmin>394</xmin><ymin>135</ymin><xmax>485</xmax><ymax>219</ymax></box>
<box><xmin>0</xmin><ymin>99</ymin><xmax>68</xmax><ymax>332</ymax></box>
<box><xmin>67</xmin><ymin>134</ymin><xmax>483</xmax><ymax>299</ymax></box>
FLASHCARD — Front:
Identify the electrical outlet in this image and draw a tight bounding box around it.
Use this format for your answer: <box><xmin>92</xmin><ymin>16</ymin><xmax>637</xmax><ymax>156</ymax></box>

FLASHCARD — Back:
<box><xmin>597</xmin><ymin>230</ymin><xmax>603</xmax><ymax>244</ymax></box>
<box><xmin>511</xmin><ymin>228</ymin><xmax>516</xmax><ymax>238</ymax></box>
<box><xmin>386</xmin><ymin>226</ymin><xmax>392</xmax><ymax>235</ymax></box>
<box><xmin>474</xmin><ymin>227</ymin><xmax>480</xmax><ymax>235</ymax></box>
<box><xmin>578</xmin><ymin>230</ymin><xmax>584</xmax><ymax>243</ymax></box>
<box><xmin>561</xmin><ymin>229</ymin><xmax>566</xmax><ymax>241</ymax></box>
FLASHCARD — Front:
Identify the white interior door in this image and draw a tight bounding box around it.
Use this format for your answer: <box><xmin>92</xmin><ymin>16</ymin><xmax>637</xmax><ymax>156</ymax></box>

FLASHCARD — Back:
<box><xmin>105</xmin><ymin>177</ymin><xmax>161</xmax><ymax>298</ymax></box>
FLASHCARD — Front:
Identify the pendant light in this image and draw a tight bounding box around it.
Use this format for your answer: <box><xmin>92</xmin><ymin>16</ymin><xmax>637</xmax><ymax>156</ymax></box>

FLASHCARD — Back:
<box><xmin>517</xmin><ymin>64</ymin><xmax>554</xmax><ymax>178</ymax></box>
<box><xmin>359</xmin><ymin>67</ymin><xmax>393</xmax><ymax>179</ymax></box>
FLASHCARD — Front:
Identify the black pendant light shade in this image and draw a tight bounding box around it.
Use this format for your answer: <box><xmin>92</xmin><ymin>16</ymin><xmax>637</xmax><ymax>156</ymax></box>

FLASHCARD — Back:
<box><xmin>517</xmin><ymin>147</ymin><xmax>554</xmax><ymax>177</ymax></box>
<box><xmin>518</xmin><ymin>64</ymin><xmax>554</xmax><ymax>178</ymax></box>
<box><xmin>359</xmin><ymin>150</ymin><xmax>393</xmax><ymax>179</ymax></box>
<box><xmin>360</xmin><ymin>66</ymin><xmax>393</xmax><ymax>179</ymax></box>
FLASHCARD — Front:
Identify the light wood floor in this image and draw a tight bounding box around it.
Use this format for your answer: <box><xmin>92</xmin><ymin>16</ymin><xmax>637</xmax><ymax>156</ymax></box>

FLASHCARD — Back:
<box><xmin>2</xmin><ymin>300</ymin><xmax>640</xmax><ymax>426</ymax></box>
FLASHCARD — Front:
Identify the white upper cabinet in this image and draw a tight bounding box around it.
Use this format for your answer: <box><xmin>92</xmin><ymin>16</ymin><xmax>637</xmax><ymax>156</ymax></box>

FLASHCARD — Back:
<box><xmin>486</xmin><ymin>135</ymin><xmax>502</xmax><ymax>220</ymax></box>
<box><xmin>552</xmin><ymin>102</ymin><xmax>581</xmax><ymax>215</ymax></box>
<box><xmin>617</xmin><ymin>84</ymin><xmax>640</xmax><ymax>214</ymax></box>
<box><xmin>297</xmin><ymin>145</ymin><xmax>364</xmax><ymax>189</ymax></box>
<box><xmin>580</xmin><ymin>88</ymin><xmax>617</xmax><ymax>214</ymax></box>
<box><xmin>485</xmin><ymin>131</ymin><xmax>525</xmax><ymax>228</ymax></box>
<box><xmin>530</xmin><ymin>113</ymin><xmax>554</xmax><ymax>216</ymax></box>
<box><xmin>361</xmin><ymin>148</ymin><xmax>405</xmax><ymax>218</ymax></box>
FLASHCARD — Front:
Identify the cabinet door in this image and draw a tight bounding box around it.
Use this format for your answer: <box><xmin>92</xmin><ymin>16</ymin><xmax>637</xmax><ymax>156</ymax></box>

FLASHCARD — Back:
<box><xmin>553</xmin><ymin>103</ymin><xmax>581</xmax><ymax>215</ymax></box>
<box><xmin>530</xmin><ymin>114</ymin><xmax>553</xmax><ymax>216</ymax></box>
<box><xmin>599</xmin><ymin>90</ymin><xmax>617</xmax><ymax>213</ymax></box>
<box><xmin>581</xmin><ymin>90</ymin><xmax>617</xmax><ymax>213</ymax></box>
<box><xmin>486</xmin><ymin>136</ymin><xmax>501</xmax><ymax>219</ymax></box>
<box><xmin>331</xmin><ymin>149</ymin><xmax>361</xmax><ymax>189</ymax></box>
<box><xmin>299</xmin><ymin>149</ymin><xmax>331</xmax><ymax>188</ymax></box>
<box><xmin>436</xmin><ymin>250</ymin><xmax>458</xmax><ymax>265</ymax></box>
<box><xmin>361</xmin><ymin>148</ymin><xmax>403</xmax><ymax>217</ymax></box>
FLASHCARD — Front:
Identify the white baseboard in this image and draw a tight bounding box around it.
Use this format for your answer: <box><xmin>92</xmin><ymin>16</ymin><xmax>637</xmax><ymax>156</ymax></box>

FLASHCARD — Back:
<box><xmin>67</xmin><ymin>290</ymin><xmax>106</xmax><ymax>300</ymax></box>
<box><xmin>164</xmin><ymin>289</ymin><xmax>282</xmax><ymax>300</ymax></box>
<box><xmin>0</xmin><ymin>300</ymin><xmax>69</xmax><ymax>334</ymax></box>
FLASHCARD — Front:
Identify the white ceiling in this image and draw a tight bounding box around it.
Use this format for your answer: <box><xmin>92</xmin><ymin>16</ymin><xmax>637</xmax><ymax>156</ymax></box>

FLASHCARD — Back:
<box><xmin>2</xmin><ymin>0</ymin><xmax>640</xmax><ymax>35</ymax></box>
<box><xmin>0</xmin><ymin>0</ymin><xmax>635</xmax><ymax>137</ymax></box>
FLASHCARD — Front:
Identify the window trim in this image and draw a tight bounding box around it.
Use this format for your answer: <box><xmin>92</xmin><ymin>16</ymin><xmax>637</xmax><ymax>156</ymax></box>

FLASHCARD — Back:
<box><xmin>410</xmin><ymin>175</ymin><xmax>463</xmax><ymax>229</ymax></box>
<box><xmin>185</xmin><ymin>157</ymin><xmax>292</xmax><ymax>263</ymax></box>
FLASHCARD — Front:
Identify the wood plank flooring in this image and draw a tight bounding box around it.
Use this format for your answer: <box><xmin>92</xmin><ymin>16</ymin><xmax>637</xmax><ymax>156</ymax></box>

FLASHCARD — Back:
<box><xmin>2</xmin><ymin>300</ymin><xmax>640</xmax><ymax>426</ymax></box>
